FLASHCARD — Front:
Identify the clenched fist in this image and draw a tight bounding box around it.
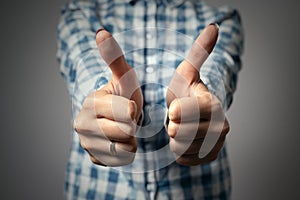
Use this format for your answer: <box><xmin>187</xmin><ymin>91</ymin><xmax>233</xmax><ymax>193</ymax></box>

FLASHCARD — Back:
<box><xmin>74</xmin><ymin>29</ymin><xmax>143</xmax><ymax>166</ymax></box>
<box><xmin>166</xmin><ymin>24</ymin><xmax>230</xmax><ymax>166</ymax></box>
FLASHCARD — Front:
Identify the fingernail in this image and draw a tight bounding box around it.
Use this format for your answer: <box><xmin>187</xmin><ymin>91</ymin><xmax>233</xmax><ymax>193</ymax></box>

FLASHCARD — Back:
<box><xmin>96</xmin><ymin>28</ymin><xmax>105</xmax><ymax>38</ymax></box>
<box><xmin>209</xmin><ymin>22</ymin><xmax>220</xmax><ymax>30</ymax></box>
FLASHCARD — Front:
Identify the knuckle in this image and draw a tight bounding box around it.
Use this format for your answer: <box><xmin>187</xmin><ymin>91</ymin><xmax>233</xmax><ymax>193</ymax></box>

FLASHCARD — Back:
<box><xmin>83</xmin><ymin>145</ymin><xmax>106</xmax><ymax>166</ymax></box>
<box><xmin>73</xmin><ymin>118</ymin><xmax>79</xmax><ymax>132</ymax></box>
<box><xmin>129</xmin><ymin>140</ymin><xmax>138</xmax><ymax>153</ymax></box>
<box><xmin>126</xmin><ymin>123</ymin><xmax>136</xmax><ymax>137</ymax></box>
<box><xmin>73</xmin><ymin>114</ymin><xmax>90</xmax><ymax>133</ymax></box>
<box><xmin>90</xmin><ymin>156</ymin><xmax>102</xmax><ymax>165</ymax></box>
<box><xmin>213</xmin><ymin>100</ymin><xmax>222</xmax><ymax>112</ymax></box>
<box><xmin>82</xmin><ymin>94</ymin><xmax>95</xmax><ymax>109</ymax></box>
<box><xmin>169</xmin><ymin>99</ymin><xmax>180</xmax><ymax>121</ymax></box>
<box><xmin>120</xmin><ymin>138</ymin><xmax>138</xmax><ymax>153</ymax></box>
<box><xmin>119</xmin><ymin>125</ymin><xmax>136</xmax><ymax>141</ymax></box>
<box><xmin>201</xmin><ymin>93</ymin><xmax>212</xmax><ymax>104</ymax></box>
<box><xmin>211</xmin><ymin>94</ymin><xmax>220</xmax><ymax>105</ymax></box>
<box><xmin>221</xmin><ymin>120</ymin><xmax>230</xmax><ymax>135</ymax></box>
<box><xmin>74</xmin><ymin>117</ymin><xmax>83</xmax><ymax>133</ymax></box>
<box><xmin>167</xmin><ymin>122</ymin><xmax>178</xmax><ymax>138</ymax></box>
<box><xmin>222</xmin><ymin>125</ymin><xmax>230</xmax><ymax>135</ymax></box>
<box><xmin>117</xmin><ymin>151</ymin><xmax>136</xmax><ymax>166</ymax></box>
<box><xmin>128</xmin><ymin>100</ymin><xmax>137</xmax><ymax>120</ymax></box>
<box><xmin>124</xmin><ymin>154</ymin><xmax>135</xmax><ymax>165</ymax></box>
<box><xmin>169</xmin><ymin>138</ymin><xmax>176</xmax><ymax>153</ymax></box>
<box><xmin>173</xmin><ymin>148</ymin><xmax>183</xmax><ymax>155</ymax></box>
<box><xmin>122</xmin><ymin>134</ymin><xmax>135</xmax><ymax>142</ymax></box>
<box><xmin>79</xmin><ymin>140</ymin><xmax>87</xmax><ymax>150</ymax></box>
<box><xmin>131</xmin><ymin>146</ymin><xmax>137</xmax><ymax>153</ymax></box>
<box><xmin>170</xmin><ymin>139</ymin><xmax>187</xmax><ymax>155</ymax></box>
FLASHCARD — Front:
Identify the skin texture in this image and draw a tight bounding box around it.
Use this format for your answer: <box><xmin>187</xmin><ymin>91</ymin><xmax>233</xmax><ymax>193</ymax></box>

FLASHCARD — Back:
<box><xmin>74</xmin><ymin>29</ymin><xmax>143</xmax><ymax>166</ymax></box>
<box><xmin>74</xmin><ymin>24</ymin><xmax>230</xmax><ymax>167</ymax></box>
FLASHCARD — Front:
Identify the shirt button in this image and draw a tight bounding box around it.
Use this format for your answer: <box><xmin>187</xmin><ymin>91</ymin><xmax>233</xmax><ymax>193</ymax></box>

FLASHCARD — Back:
<box><xmin>146</xmin><ymin>66</ymin><xmax>154</xmax><ymax>73</ymax></box>
<box><xmin>146</xmin><ymin>32</ymin><xmax>153</xmax><ymax>39</ymax></box>
<box><xmin>146</xmin><ymin>183</ymin><xmax>156</xmax><ymax>191</ymax></box>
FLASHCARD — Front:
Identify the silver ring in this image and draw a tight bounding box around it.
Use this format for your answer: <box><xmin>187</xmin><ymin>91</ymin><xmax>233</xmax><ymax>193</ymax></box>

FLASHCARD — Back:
<box><xmin>109</xmin><ymin>141</ymin><xmax>117</xmax><ymax>156</ymax></box>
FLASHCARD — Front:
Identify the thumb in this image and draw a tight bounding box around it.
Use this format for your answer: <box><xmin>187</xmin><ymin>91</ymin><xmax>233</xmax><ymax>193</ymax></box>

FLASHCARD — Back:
<box><xmin>95</xmin><ymin>29</ymin><xmax>142</xmax><ymax>115</ymax></box>
<box><xmin>176</xmin><ymin>23</ymin><xmax>219</xmax><ymax>84</ymax></box>
<box><xmin>96</xmin><ymin>29</ymin><xmax>131</xmax><ymax>81</ymax></box>
<box><xmin>166</xmin><ymin>24</ymin><xmax>219</xmax><ymax>105</ymax></box>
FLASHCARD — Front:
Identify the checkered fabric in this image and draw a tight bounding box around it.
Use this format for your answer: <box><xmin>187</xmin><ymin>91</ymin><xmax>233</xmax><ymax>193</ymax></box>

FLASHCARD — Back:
<box><xmin>57</xmin><ymin>0</ymin><xmax>243</xmax><ymax>199</ymax></box>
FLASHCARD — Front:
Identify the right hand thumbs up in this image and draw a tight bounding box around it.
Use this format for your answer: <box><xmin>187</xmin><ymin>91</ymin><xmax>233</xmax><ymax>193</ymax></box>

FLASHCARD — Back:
<box><xmin>96</xmin><ymin>29</ymin><xmax>143</xmax><ymax>120</ymax></box>
<box><xmin>73</xmin><ymin>29</ymin><xmax>143</xmax><ymax>166</ymax></box>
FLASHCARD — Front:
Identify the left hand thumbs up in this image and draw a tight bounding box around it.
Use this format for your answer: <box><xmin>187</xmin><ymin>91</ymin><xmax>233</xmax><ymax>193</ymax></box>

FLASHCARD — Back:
<box><xmin>166</xmin><ymin>24</ymin><xmax>230</xmax><ymax>166</ymax></box>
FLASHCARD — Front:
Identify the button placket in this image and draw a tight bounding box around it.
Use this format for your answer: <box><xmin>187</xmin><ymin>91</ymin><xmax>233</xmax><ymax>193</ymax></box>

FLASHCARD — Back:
<box><xmin>143</xmin><ymin>1</ymin><xmax>159</xmax><ymax>197</ymax></box>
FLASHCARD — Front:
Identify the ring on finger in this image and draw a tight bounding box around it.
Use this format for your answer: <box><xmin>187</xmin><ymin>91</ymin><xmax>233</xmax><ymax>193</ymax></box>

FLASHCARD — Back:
<box><xmin>109</xmin><ymin>141</ymin><xmax>117</xmax><ymax>156</ymax></box>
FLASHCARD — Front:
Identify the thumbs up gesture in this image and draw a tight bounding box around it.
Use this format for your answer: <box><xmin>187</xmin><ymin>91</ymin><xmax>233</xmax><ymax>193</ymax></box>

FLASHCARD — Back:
<box><xmin>166</xmin><ymin>24</ymin><xmax>230</xmax><ymax>166</ymax></box>
<box><xmin>74</xmin><ymin>29</ymin><xmax>143</xmax><ymax>166</ymax></box>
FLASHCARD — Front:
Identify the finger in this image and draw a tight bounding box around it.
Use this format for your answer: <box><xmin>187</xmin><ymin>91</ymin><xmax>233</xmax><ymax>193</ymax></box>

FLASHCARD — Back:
<box><xmin>173</xmin><ymin>139</ymin><xmax>225</xmax><ymax>166</ymax></box>
<box><xmin>80</xmin><ymin>136</ymin><xmax>137</xmax><ymax>166</ymax></box>
<box><xmin>196</xmin><ymin>23</ymin><xmax>219</xmax><ymax>55</ymax></box>
<box><xmin>96</xmin><ymin>118</ymin><xmax>136</xmax><ymax>142</ymax></box>
<box><xmin>168</xmin><ymin>94</ymin><xmax>224</xmax><ymax>122</ymax></box>
<box><xmin>83</xmin><ymin>147</ymin><xmax>107</xmax><ymax>166</ymax></box>
<box><xmin>80</xmin><ymin>135</ymin><xmax>137</xmax><ymax>165</ymax></box>
<box><xmin>168</xmin><ymin>97</ymin><xmax>207</xmax><ymax>122</ymax></box>
<box><xmin>176</xmin><ymin>24</ymin><xmax>219</xmax><ymax>84</ymax></box>
<box><xmin>168</xmin><ymin>120</ymin><xmax>210</xmax><ymax>140</ymax></box>
<box><xmin>89</xmin><ymin>155</ymin><xmax>106</xmax><ymax>166</ymax></box>
<box><xmin>96</xmin><ymin>29</ymin><xmax>130</xmax><ymax>81</ymax></box>
<box><xmin>87</xmin><ymin>139</ymin><xmax>137</xmax><ymax>166</ymax></box>
<box><xmin>93</xmin><ymin>94</ymin><xmax>137</xmax><ymax>122</ymax></box>
<box><xmin>170</xmin><ymin>134</ymin><xmax>226</xmax><ymax>155</ymax></box>
<box><xmin>86</xmin><ymin>138</ymin><xmax>137</xmax><ymax>155</ymax></box>
<box><xmin>166</xmin><ymin>24</ymin><xmax>219</xmax><ymax>103</ymax></box>
<box><xmin>74</xmin><ymin>109</ymin><xmax>98</xmax><ymax>134</ymax></box>
<box><xmin>96</xmin><ymin>29</ymin><xmax>141</xmax><ymax>104</ymax></box>
<box><xmin>168</xmin><ymin>120</ymin><xmax>229</xmax><ymax>141</ymax></box>
<box><xmin>168</xmin><ymin>97</ymin><xmax>199</xmax><ymax>122</ymax></box>
<box><xmin>170</xmin><ymin>137</ymin><xmax>203</xmax><ymax>155</ymax></box>
<box><xmin>79</xmin><ymin>91</ymin><xmax>137</xmax><ymax>122</ymax></box>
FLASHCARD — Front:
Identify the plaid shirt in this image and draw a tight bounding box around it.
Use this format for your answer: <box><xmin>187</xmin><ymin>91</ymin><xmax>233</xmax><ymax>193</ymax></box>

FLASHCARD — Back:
<box><xmin>57</xmin><ymin>0</ymin><xmax>243</xmax><ymax>199</ymax></box>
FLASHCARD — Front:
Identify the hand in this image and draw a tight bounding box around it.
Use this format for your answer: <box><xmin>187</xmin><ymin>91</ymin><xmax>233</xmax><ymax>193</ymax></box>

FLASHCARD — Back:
<box><xmin>166</xmin><ymin>24</ymin><xmax>230</xmax><ymax>166</ymax></box>
<box><xmin>74</xmin><ymin>29</ymin><xmax>143</xmax><ymax>166</ymax></box>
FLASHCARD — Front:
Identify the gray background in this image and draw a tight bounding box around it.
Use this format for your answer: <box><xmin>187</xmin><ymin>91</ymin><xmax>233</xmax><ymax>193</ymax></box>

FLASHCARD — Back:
<box><xmin>1</xmin><ymin>0</ymin><xmax>299</xmax><ymax>199</ymax></box>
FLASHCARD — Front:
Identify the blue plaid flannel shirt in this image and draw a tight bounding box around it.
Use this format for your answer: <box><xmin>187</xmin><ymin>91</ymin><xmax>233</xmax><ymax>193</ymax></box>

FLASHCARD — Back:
<box><xmin>57</xmin><ymin>0</ymin><xmax>243</xmax><ymax>199</ymax></box>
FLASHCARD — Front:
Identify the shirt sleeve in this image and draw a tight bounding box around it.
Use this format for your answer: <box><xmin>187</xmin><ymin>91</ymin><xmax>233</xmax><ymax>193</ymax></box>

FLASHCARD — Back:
<box><xmin>56</xmin><ymin>0</ymin><xmax>109</xmax><ymax>107</ymax></box>
<box><xmin>200</xmin><ymin>7</ymin><xmax>244</xmax><ymax>111</ymax></box>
